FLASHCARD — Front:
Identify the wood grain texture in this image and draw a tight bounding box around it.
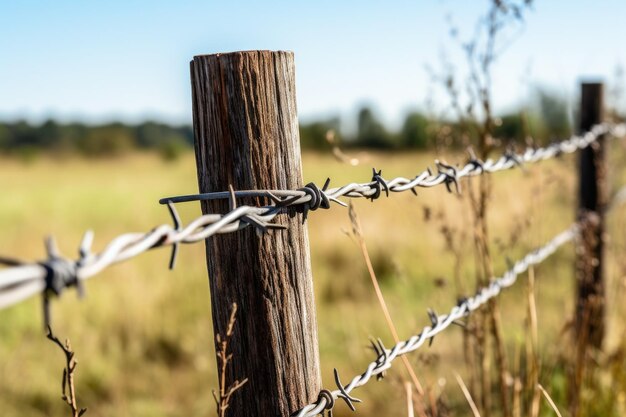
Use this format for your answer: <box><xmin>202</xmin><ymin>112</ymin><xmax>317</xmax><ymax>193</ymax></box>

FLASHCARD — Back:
<box><xmin>190</xmin><ymin>51</ymin><xmax>321</xmax><ymax>417</ymax></box>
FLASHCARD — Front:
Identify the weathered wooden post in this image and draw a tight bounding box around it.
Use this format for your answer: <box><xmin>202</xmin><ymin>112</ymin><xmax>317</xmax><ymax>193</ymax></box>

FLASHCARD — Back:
<box><xmin>190</xmin><ymin>51</ymin><xmax>321</xmax><ymax>416</ymax></box>
<box><xmin>575</xmin><ymin>82</ymin><xmax>606</xmax><ymax>349</ymax></box>
<box><xmin>570</xmin><ymin>82</ymin><xmax>606</xmax><ymax>417</ymax></box>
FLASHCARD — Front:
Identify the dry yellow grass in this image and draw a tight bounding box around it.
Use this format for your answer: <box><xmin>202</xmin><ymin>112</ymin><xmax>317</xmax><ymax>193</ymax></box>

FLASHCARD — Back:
<box><xmin>0</xmin><ymin>149</ymin><xmax>625</xmax><ymax>416</ymax></box>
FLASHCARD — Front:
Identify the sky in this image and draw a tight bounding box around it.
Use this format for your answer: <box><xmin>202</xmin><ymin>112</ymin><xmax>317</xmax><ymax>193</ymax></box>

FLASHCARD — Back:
<box><xmin>1</xmin><ymin>0</ymin><xmax>625</xmax><ymax>127</ymax></box>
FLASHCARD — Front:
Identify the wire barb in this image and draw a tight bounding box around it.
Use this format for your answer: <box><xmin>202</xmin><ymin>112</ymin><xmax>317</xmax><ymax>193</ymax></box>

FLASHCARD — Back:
<box><xmin>166</xmin><ymin>200</ymin><xmax>182</xmax><ymax>270</ymax></box>
<box><xmin>435</xmin><ymin>160</ymin><xmax>461</xmax><ymax>194</ymax></box>
<box><xmin>333</xmin><ymin>368</ymin><xmax>362</xmax><ymax>411</ymax></box>
<box><xmin>40</xmin><ymin>237</ymin><xmax>82</xmax><ymax>328</ymax></box>
<box><xmin>426</xmin><ymin>308</ymin><xmax>439</xmax><ymax>346</ymax></box>
<box><xmin>369</xmin><ymin>168</ymin><xmax>389</xmax><ymax>201</ymax></box>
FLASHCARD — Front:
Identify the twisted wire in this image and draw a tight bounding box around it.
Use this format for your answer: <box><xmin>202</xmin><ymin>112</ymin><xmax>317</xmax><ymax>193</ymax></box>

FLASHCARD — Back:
<box><xmin>294</xmin><ymin>225</ymin><xmax>578</xmax><ymax>417</ymax></box>
<box><xmin>0</xmin><ymin>205</ymin><xmax>282</xmax><ymax>310</ymax></box>
<box><xmin>160</xmin><ymin>122</ymin><xmax>626</xmax><ymax>207</ymax></box>
<box><xmin>0</xmin><ymin>123</ymin><xmax>624</xmax><ymax>414</ymax></box>
<box><xmin>0</xmin><ymin>123</ymin><xmax>624</xmax><ymax>312</ymax></box>
<box><xmin>295</xmin><ymin>178</ymin><xmax>626</xmax><ymax>417</ymax></box>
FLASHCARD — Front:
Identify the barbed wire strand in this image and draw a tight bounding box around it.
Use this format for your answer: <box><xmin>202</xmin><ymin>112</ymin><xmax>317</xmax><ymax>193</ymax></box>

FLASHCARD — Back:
<box><xmin>295</xmin><ymin>178</ymin><xmax>626</xmax><ymax>417</ymax></box>
<box><xmin>0</xmin><ymin>123</ymin><xmax>624</xmax><ymax>313</ymax></box>
<box><xmin>0</xmin><ymin>124</ymin><xmax>624</xmax><ymax>416</ymax></box>
<box><xmin>160</xmin><ymin>122</ymin><xmax>626</xmax><ymax>207</ymax></box>
<box><xmin>294</xmin><ymin>225</ymin><xmax>577</xmax><ymax>417</ymax></box>
<box><xmin>0</xmin><ymin>205</ymin><xmax>280</xmax><ymax>310</ymax></box>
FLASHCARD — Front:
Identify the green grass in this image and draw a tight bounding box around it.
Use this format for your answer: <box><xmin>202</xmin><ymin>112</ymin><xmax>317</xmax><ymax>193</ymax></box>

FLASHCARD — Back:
<box><xmin>0</xmin><ymin>149</ymin><xmax>625</xmax><ymax>417</ymax></box>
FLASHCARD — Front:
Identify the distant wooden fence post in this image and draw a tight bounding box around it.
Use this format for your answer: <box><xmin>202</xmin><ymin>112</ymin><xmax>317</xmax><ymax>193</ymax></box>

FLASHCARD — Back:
<box><xmin>190</xmin><ymin>51</ymin><xmax>321</xmax><ymax>417</ymax></box>
<box><xmin>575</xmin><ymin>82</ymin><xmax>606</xmax><ymax>350</ymax></box>
<box><xmin>570</xmin><ymin>82</ymin><xmax>607</xmax><ymax>417</ymax></box>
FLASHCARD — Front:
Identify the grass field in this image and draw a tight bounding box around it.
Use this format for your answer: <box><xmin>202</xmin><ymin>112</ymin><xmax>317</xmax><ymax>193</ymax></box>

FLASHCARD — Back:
<box><xmin>1</xmin><ymin>148</ymin><xmax>626</xmax><ymax>417</ymax></box>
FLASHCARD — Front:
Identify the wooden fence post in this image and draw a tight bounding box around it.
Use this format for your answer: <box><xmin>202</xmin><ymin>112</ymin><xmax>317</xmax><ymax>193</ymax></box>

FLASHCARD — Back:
<box><xmin>570</xmin><ymin>82</ymin><xmax>606</xmax><ymax>417</ymax></box>
<box><xmin>190</xmin><ymin>51</ymin><xmax>321</xmax><ymax>417</ymax></box>
<box><xmin>575</xmin><ymin>82</ymin><xmax>606</xmax><ymax>350</ymax></box>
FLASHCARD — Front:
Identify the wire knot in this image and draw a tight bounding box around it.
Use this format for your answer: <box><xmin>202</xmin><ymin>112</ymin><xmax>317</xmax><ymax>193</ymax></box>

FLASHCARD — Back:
<box><xmin>550</xmin><ymin>141</ymin><xmax>564</xmax><ymax>158</ymax></box>
<box><xmin>295</xmin><ymin>179</ymin><xmax>332</xmax><ymax>222</ymax></box>
<box><xmin>466</xmin><ymin>147</ymin><xmax>484</xmax><ymax>173</ymax></box>
<box><xmin>427</xmin><ymin>308</ymin><xmax>440</xmax><ymax>346</ymax></box>
<box><xmin>457</xmin><ymin>296</ymin><xmax>470</xmax><ymax>314</ymax></box>
<box><xmin>435</xmin><ymin>160</ymin><xmax>461</xmax><ymax>194</ymax></box>
<box><xmin>506</xmin><ymin>148</ymin><xmax>524</xmax><ymax>165</ymax></box>
<box><xmin>42</xmin><ymin>257</ymin><xmax>80</xmax><ymax>297</ymax></box>
<box><xmin>369</xmin><ymin>168</ymin><xmax>389</xmax><ymax>202</ymax></box>
<box><xmin>40</xmin><ymin>255</ymin><xmax>82</xmax><ymax>329</ymax></box>
<box><xmin>369</xmin><ymin>337</ymin><xmax>388</xmax><ymax>380</ymax></box>
<box><xmin>317</xmin><ymin>389</ymin><xmax>335</xmax><ymax>417</ymax></box>
<box><xmin>39</xmin><ymin>235</ymin><xmax>91</xmax><ymax>329</ymax></box>
<box><xmin>298</xmin><ymin>180</ymin><xmax>331</xmax><ymax>212</ymax></box>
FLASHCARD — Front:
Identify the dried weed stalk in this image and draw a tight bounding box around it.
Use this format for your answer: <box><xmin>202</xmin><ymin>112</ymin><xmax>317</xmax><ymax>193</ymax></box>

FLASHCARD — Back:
<box><xmin>213</xmin><ymin>303</ymin><xmax>248</xmax><ymax>417</ymax></box>
<box><xmin>525</xmin><ymin>266</ymin><xmax>541</xmax><ymax>417</ymax></box>
<box><xmin>46</xmin><ymin>326</ymin><xmax>87</xmax><ymax>417</ymax></box>
<box><xmin>430</xmin><ymin>2</ymin><xmax>533</xmax><ymax>415</ymax></box>
<box><xmin>349</xmin><ymin>202</ymin><xmax>437</xmax><ymax>417</ymax></box>
<box><xmin>454</xmin><ymin>372</ymin><xmax>481</xmax><ymax>417</ymax></box>
<box><xmin>538</xmin><ymin>384</ymin><xmax>564</xmax><ymax>417</ymax></box>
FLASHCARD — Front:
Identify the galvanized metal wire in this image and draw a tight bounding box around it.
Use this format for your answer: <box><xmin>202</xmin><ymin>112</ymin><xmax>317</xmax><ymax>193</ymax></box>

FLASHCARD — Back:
<box><xmin>0</xmin><ymin>203</ymin><xmax>283</xmax><ymax>311</ymax></box>
<box><xmin>295</xmin><ymin>179</ymin><xmax>626</xmax><ymax>417</ymax></box>
<box><xmin>0</xmin><ymin>122</ymin><xmax>624</xmax><ymax>415</ymax></box>
<box><xmin>160</xmin><ymin>122</ymin><xmax>626</xmax><ymax>207</ymax></box>
<box><xmin>294</xmin><ymin>225</ymin><xmax>578</xmax><ymax>417</ymax></box>
<box><xmin>0</xmin><ymin>123</ymin><xmax>624</xmax><ymax>314</ymax></box>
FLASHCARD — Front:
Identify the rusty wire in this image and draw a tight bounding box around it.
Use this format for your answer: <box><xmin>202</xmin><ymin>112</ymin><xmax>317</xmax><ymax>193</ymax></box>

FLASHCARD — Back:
<box><xmin>0</xmin><ymin>122</ymin><xmax>624</xmax><ymax>315</ymax></box>
<box><xmin>294</xmin><ymin>225</ymin><xmax>578</xmax><ymax>417</ymax></box>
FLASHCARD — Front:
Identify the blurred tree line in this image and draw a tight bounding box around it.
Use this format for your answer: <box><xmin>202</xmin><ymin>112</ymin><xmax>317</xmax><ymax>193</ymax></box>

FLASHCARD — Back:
<box><xmin>0</xmin><ymin>88</ymin><xmax>586</xmax><ymax>159</ymax></box>
<box><xmin>301</xmin><ymin>88</ymin><xmax>575</xmax><ymax>151</ymax></box>
<box><xmin>0</xmin><ymin>120</ymin><xmax>193</xmax><ymax>160</ymax></box>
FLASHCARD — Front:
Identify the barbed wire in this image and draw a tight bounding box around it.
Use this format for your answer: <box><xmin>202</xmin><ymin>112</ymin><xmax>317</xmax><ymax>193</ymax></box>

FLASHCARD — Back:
<box><xmin>160</xmin><ymin>122</ymin><xmax>626</xmax><ymax>207</ymax></box>
<box><xmin>0</xmin><ymin>123</ymin><xmax>624</xmax><ymax>417</ymax></box>
<box><xmin>0</xmin><ymin>123</ymin><xmax>624</xmax><ymax>316</ymax></box>
<box><xmin>0</xmin><ymin>201</ymin><xmax>283</xmax><ymax>313</ymax></box>
<box><xmin>295</xmin><ymin>180</ymin><xmax>626</xmax><ymax>417</ymax></box>
<box><xmin>294</xmin><ymin>225</ymin><xmax>578</xmax><ymax>417</ymax></box>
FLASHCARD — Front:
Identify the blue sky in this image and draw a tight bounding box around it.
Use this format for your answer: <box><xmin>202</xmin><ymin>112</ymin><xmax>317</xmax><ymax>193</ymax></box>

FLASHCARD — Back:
<box><xmin>1</xmin><ymin>1</ymin><xmax>625</xmax><ymax>127</ymax></box>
